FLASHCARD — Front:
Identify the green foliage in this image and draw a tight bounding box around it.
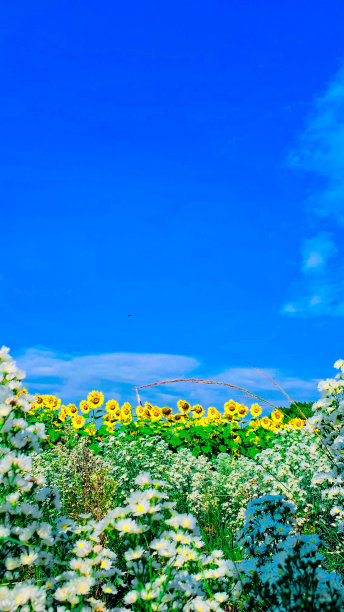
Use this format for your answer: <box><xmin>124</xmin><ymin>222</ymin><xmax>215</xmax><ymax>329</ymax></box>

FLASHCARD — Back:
<box><xmin>99</xmin><ymin>418</ymin><xmax>278</xmax><ymax>461</ymax></box>
<box><xmin>279</xmin><ymin>401</ymin><xmax>314</xmax><ymax>420</ymax></box>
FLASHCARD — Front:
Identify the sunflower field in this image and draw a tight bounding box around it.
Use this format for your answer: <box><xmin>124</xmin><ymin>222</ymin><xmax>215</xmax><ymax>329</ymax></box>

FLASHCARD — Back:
<box><xmin>26</xmin><ymin>388</ymin><xmax>308</xmax><ymax>460</ymax></box>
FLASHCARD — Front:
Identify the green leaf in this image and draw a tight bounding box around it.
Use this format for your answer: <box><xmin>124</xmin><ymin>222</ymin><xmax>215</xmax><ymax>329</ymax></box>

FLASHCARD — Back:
<box><xmin>170</xmin><ymin>435</ymin><xmax>183</xmax><ymax>447</ymax></box>
<box><xmin>89</xmin><ymin>442</ymin><xmax>100</xmax><ymax>454</ymax></box>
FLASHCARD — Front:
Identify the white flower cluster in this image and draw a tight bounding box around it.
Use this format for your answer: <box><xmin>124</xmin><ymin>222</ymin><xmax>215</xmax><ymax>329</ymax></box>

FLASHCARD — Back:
<box><xmin>0</xmin><ymin>348</ymin><xmax>61</xmax><ymax>584</ymax></box>
<box><xmin>89</xmin><ymin>471</ymin><xmax>233</xmax><ymax>611</ymax></box>
<box><xmin>234</xmin><ymin>495</ymin><xmax>344</xmax><ymax>611</ymax></box>
<box><xmin>305</xmin><ymin>359</ymin><xmax>344</xmax><ymax>532</ymax></box>
<box><xmin>186</xmin><ymin>427</ymin><xmax>330</xmax><ymax>534</ymax></box>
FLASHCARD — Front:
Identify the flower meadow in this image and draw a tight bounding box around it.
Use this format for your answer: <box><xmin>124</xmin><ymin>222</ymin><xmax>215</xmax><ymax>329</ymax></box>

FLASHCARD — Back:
<box><xmin>1</xmin><ymin>348</ymin><xmax>344</xmax><ymax>610</ymax></box>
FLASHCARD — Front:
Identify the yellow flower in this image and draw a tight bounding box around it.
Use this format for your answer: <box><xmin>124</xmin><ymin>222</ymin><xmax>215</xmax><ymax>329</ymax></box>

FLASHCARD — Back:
<box><xmin>106</xmin><ymin>423</ymin><xmax>116</xmax><ymax>433</ymax></box>
<box><xmin>58</xmin><ymin>410</ymin><xmax>66</xmax><ymax>422</ymax></box>
<box><xmin>249</xmin><ymin>419</ymin><xmax>260</xmax><ymax>429</ymax></box>
<box><xmin>16</xmin><ymin>387</ymin><xmax>28</xmax><ymax>397</ymax></box>
<box><xmin>236</xmin><ymin>404</ymin><xmax>249</xmax><ymax>419</ymax></box>
<box><xmin>200</xmin><ymin>416</ymin><xmax>210</xmax><ymax>426</ymax></box>
<box><xmin>46</xmin><ymin>395</ymin><xmax>61</xmax><ymax>410</ymax></box>
<box><xmin>208</xmin><ymin>406</ymin><xmax>221</xmax><ymax>420</ymax></box>
<box><xmin>260</xmin><ymin>416</ymin><xmax>272</xmax><ymax>429</ymax></box>
<box><xmin>72</xmin><ymin>415</ymin><xmax>85</xmax><ymax>429</ymax></box>
<box><xmin>136</xmin><ymin>405</ymin><xmax>145</xmax><ymax>418</ymax></box>
<box><xmin>66</xmin><ymin>403</ymin><xmax>78</xmax><ymax>416</ymax></box>
<box><xmin>224</xmin><ymin>400</ymin><xmax>237</xmax><ymax>416</ymax></box>
<box><xmin>144</xmin><ymin>402</ymin><xmax>153</xmax><ymax>413</ymax></box>
<box><xmin>80</xmin><ymin>400</ymin><xmax>91</xmax><ymax>414</ymax></box>
<box><xmin>113</xmin><ymin>407</ymin><xmax>121</xmax><ymax>420</ymax></box>
<box><xmin>87</xmin><ymin>390</ymin><xmax>104</xmax><ymax>408</ymax></box>
<box><xmin>250</xmin><ymin>403</ymin><xmax>262</xmax><ymax>418</ymax></box>
<box><xmin>150</xmin><ymin>406</ymin><xmax>162</xmax><ymax>422</ymax></box>
<box><xmin>85</xmin><ymin>424</ymin><xmax>96</xmax><ymax>436</ymax></box>
<box><xmin>271</xmin><ymin>409</ymin><xmax>284</xmax><ymax>423</ymax></box>
<box><xmin>106</xmin><ymin>399</ymin><xmax>119</xmax><ymax>414</ymax></box>
<box><xmin>191</xmin><ymin>404</ymin><xmax>205</xmax><ymax>418</ymax></box>
<box><xmin>29</xmin><ymin>401</ymin><xmax>40</xmax><ymax>414</ymax></box>
<box><xmin>161</xmin><ymin>406</ymin><xmax>173</xmax><ymax>419</ymax></box>
<box><xmin>35</xmin><ymin>394</ymin><xmax>44</xmax><ymax>406</ymax></box>
<box><xmin>120</xmin><ymin>402</ymin><xmax>132</xmax><ymax>420</ymax></box>
<box><xmin>287</xmin><ymin>417</ymin><xmax>305</xmax><ymax>429</ymax></box>
<box><xmin>177</xmin><ymin>400</ymin><xmax>191</xmax><ymax>414</ymax></box>
<box><xmin>103</xmin><ymin>413</ymin><xmax>114</xmax><ymax>424</ymax></box>
<box><xmin>172</xmin><ymin>413</ymin><xmax>185</xmax><ymax>423</ymax></box>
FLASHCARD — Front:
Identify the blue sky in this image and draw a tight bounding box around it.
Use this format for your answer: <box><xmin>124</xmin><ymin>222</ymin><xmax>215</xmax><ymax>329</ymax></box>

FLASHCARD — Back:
<box><xmin>2</xmin><ymin>1</ymin><xmax>344</xmax><ymax>411</ymax></box>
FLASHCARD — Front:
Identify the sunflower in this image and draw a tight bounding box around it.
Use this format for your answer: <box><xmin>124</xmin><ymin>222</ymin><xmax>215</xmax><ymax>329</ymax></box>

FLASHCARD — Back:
<box><xmin>72</xmin><ymin>415</ymin><xmax>85</xmax><ymax>429</ymax></box>
<box><xmin>16</xmin><ymin>387</ymin><xmax>28</xmax><ymax>397</ymax></box>
<box><xmin>80</xmin><ymin>400</ymin><xmax>91</xmax><ymax>414</ymax></box>
<box><xmin>106</xmin><ymin>423</ymin><xmax>116</xmax><ymax>433</ymax></box>
<box><xmin>271</xmin><ymin>409</ymin><xmax>284</xmax><ymax>423</ymax></box>
<box><xmin>250</xmin><ymin>403</ymin><xmax>262</xmax><ymax>418</ymax></box>
<box><xmin>136</xmin><ymin>405</ymin><xmax>145</xmax><ymax>418</ymax></box>
<box><xmin>191</xmin><ymin>404</ymin><xmax>205</xmax><ymax>418</ymax></box>
<box><xmin>66</xmin><ymin>403</ymin><xmax>78</xmax><ymax>416</ymax></box>
<box><xmin>103</xmin><ymin>413</ymin><xmax>115</xmax><ymax>424</ymax></box>
<box><xmin>120</xmin><ymin>402</ymin><xmax>132</xmax><ymax>421</ymax></box>
<box><xmin>208</xmin><ymin>406</ymin><xmax>221</xmax><ymax>420</ymax></box>
<box><xmin>106</xmin><ymin>399</ymin><xmax>119</xmax><ymax>414</ymax></box>
<box><xmin>172</xmin><ymin>413</ymin><xmax>185</xmax><ymax>423</ymax></box>
<box><xmin>260</xmin><ymin>416</ymin><xmax>272</xmax><ymax>429</ymax></box>
<box><xmin>35</xmin><ymin>394</ymin><xmax>44</xmax><ymax>406</ymax></box>
<box><xmin>177</xmin><ymin>400</ymin><xmax>191</xmax><ymax>414</ymax></box>
<box><xmin>161</xmin><ymin>406</ymin><xmax>173</xmax><ymax>419</ymax></box>
<box><xmin>150</xmin><ymin>406</ymin><xmax>162</xmax><ymax>422</ymax></box>
<box><xmin>287</xmin><ymin>417</ymin><xmax>305</xmax><ymax>429</ymax></box>
<box><xmin>200</xmin><ymin>416</ymin><xmax>210</xmax><ymax>426</ymax></box>
<box><xmin>87</xmin><ymin>390</ymin><xmax>104</xmax><ymax>408</ymax></box>
<box><xmin>224</xmin><ymin>400</ymin><xmax>237</xmax><ymax>416</ymax></box>
<box><xmin>29</xmin><ymin>401</ymin><xmax>40</xmax><ymax>414</ymax></box>
<box><xmin>85</xmin><ymin>424</ymin><xmax>96</xmax><ymax>436</ymax></box>
<box><xmin>58</xmin><ymin>405</ymin><xmax>68</xmax><ymax>422</ymax></box>
<box><xmin>46</xmin><ymin>395</ymin><xmax>61</xmax><ymax>410</ymax></box>
<box><xmin>249</xmin><ymin>419</ymin><xmax>260</xmax><ymax>430</ymax></box>
<box><xmin>114</xmin><ymin>407</ymin><xmax>122</xmax><ymax>420</ymax></box>
<box><xmin>296</xmin><ymin>418</ymin><xmax>305</xmax><ymax>428</ymax></box>
<box><xmin>236</xmin><ymin>404</ymin><xmax>249</xmax><ymax>419</ymax></box>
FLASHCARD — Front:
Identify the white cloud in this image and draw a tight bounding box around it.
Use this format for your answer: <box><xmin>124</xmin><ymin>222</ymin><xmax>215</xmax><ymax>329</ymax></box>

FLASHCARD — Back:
<box><xmin>281</xmin><ymin>271</ymin><xmax>344</xmax><ymax>317</ymax></box>
<box><xmin>282</xmin><ymin>66</ymin><xmax>344</xmax><ymax>317</ymax></box>
<box><xmin>16</xmin><ymin>348</ymin><xmax>200</xmax><ymax>402</ymax></box>
<box><xmin>15</xmin><ymin>347</ymin><xmax>319</xmax><ymax>407</ymax></box>
<box><xmin>301</xmin><ymin>233</ymin><xmax>337</xmax><ymax>272</ymax></box>
<box><xmin>289</xmin><ymin>66</ymin><xmax>344</xmax><ymax>223</ymax></box>
<box><xmin>213</xmin><ymin>367</ymin><xmax>318</xmax><ymax>394</ymax></box>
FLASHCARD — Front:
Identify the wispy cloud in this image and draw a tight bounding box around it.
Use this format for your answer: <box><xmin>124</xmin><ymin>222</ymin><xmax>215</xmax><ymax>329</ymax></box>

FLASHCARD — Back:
<box><xmin>282</xmin><ymin>66</ymin><xmax>344</xmax><ymax>317</ymax></box>
<box><xmin>289</xmin><ymin>66</ymin><xmax>344</xmax><ymax>223</ymax></box>
<box><xmin>15</xmin><ymin>347</ymin><xmax>319</xmax><ymax>408</ymax></box>
<box><xmin>16</xmin><ymin>348</ymin><xmax>200</xmax><ymax>403</ymax></box>
<box><xmin>213</xmin><ymin>367</ymin><xmax>318</xmax><ymax>394</ymax></box>
<box><xmin>301</xmin><ymin>233</ymin><xmax>337</xmax><ymax>273</ymax></box>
